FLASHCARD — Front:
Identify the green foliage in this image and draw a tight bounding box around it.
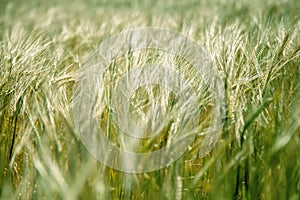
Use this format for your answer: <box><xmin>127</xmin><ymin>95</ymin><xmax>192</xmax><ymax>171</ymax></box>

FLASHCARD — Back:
<box><xmin>0</xmin><ymin>0</ymin><xmax>300</xmax><ymax>199</ymax></box>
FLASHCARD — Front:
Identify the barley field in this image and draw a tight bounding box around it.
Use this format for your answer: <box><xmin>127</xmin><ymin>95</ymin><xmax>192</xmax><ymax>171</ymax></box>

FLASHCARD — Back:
<box><xmin>0</xmin><ymin>0</ymin><xmax>300</xmax><ymax>199</ymax></box>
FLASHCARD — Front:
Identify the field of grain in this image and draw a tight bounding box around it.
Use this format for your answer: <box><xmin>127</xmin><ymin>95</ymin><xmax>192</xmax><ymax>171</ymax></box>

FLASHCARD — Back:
<box><xmin>0</xmin><ymin>0</ymin><xmax>300</xmax><ymax>199</ymax></box>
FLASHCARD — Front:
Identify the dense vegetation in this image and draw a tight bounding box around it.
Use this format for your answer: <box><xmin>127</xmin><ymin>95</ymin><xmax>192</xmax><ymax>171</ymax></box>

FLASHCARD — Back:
<box><xmin>0</xmin><ymin>0</ymin><xmax>299</xmax><ymax>199</ymax></box>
